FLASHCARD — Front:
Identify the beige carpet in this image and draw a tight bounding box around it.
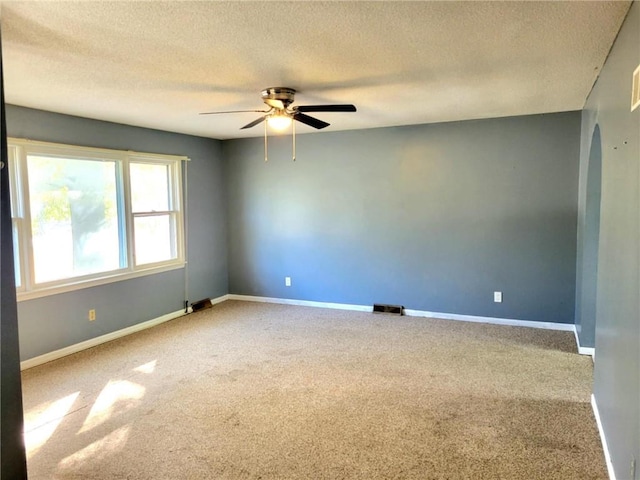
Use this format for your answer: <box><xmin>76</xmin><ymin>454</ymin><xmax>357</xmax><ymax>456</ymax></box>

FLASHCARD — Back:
<box><xmin>21</xmin><ymin>300</ymin><xmax>607</xmax><ymax>479</ymax></box>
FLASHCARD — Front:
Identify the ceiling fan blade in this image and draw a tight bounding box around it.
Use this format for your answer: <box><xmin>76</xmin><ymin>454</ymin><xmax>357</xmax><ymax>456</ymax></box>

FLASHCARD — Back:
<box><xmin>295</xmin><ymin>104</ymin><xmax>357</xmax><ymax>113</ymax></box>
<box><xmin>200</xmin><ymin>109</ymin><xmax>268</xmax><ymax>115</ymax></box>
<box><xmin>293</xmin><ymin>112</ymin><xmax>330</xmax><ymax>130</ymax></box>
<box><xmin>264</xmin><ymin>99</ymin><xmax>285</xmax><ymax>110</ymax></box>
<box><xmin>241</xmin><ymin>116</ymin><xmax>267</xmax><ymax>129</ymax></box>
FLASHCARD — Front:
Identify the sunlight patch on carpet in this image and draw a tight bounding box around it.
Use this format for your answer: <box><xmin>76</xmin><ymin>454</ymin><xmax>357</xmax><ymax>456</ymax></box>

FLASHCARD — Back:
<box><xmin>79</xmin><ymin>380</ymin><xmax>145</xmax><ymax>433</ymax></box>
<box><xmin>133</xmin><ymin>359</ymin><xmax>157</xmax><ymax>374</ymax></box>
<box><xmin>24</xmin><ymin>392</ymin><xmax>80</xmax><ymax>458</ymax></box>
<box><xmin>58</xmin><ymin>425</ymin><xmax>131</xmax><ymax>470</ymax></box>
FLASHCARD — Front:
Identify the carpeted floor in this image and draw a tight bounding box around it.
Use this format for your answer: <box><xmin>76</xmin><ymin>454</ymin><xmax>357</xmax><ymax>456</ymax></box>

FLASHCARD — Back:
<box><xmin>21</xmin><ymin>301</ymin><xmax>607</xmax><ymax>479</ymax></box>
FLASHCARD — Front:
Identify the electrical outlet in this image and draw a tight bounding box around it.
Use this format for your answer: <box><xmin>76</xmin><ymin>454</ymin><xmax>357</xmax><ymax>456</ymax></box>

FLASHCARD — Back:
<box><xmin>89</xmin><ymin>309</ymin><xmax>96</xmax><ymax>321</ymax></box>
<box><xmin>494</xmin><ymin>291</ymin><xmax>502</xmax><ymax>303</ymax></box>
<box><xmin>285</xmin><ymin>276</ymin><xmax>291</xmax><ymax>287</ymax></box>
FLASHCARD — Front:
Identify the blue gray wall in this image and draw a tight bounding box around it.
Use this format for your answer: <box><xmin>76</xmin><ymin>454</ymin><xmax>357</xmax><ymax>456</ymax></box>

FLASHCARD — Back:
<box><xmin>577</xmin><ymin>2</ymin><xmax>640</xmax><ymax>478</ymax></box>
<box><xmin>6</xmin><ymin>105</ymin><xmax>228</xmax><ymax>360</ymax></box>
<box><xmin>225</xmin><ymin>112</ymin><xmax>581</xmax><ymax>324</ymax></box>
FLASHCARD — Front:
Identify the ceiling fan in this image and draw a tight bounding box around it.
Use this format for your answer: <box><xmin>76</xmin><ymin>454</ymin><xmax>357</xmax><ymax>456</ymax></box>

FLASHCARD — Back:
<box><xmin>200</xmin><ymin>87</ymin><xmax>357</xmax><ymax>131</ymax></box>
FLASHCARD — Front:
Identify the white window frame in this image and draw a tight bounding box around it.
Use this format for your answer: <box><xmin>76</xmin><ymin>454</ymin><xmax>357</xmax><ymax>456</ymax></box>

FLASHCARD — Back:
<box><xmin>8</xmin><ymin>138</ymin><xmax>188</xmax><ymax>301</ymax></box>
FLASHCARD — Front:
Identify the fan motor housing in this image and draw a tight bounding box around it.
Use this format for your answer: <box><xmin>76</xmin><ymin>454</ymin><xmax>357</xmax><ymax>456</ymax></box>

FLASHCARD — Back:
<box><xmin>262</xmin><ymin>87</ymin><xmax>296</xmax><ymax>108</ymax></box>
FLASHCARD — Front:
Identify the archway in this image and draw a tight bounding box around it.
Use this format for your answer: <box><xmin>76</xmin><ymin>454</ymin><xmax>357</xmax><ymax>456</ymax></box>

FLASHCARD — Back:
<box><xmin>579</xmin><ymin>125</ymin><xmax>602</xmax><ymax>348</ymax></box>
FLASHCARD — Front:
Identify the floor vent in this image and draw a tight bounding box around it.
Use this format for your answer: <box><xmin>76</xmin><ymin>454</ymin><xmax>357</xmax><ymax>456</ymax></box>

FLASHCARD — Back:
<box><xmin>191</xmin><ymin>298</ymin><xmax>213</xmax><ymax>312</ymax></box>
<box><xmin>373</xmin><ymin>303</ymin><xmax>404</xmax><ymax>315</ymax></box>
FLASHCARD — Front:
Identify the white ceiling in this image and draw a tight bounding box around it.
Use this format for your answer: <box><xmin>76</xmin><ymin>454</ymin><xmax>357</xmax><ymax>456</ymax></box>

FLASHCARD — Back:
<box><xmin>0</xmin><ymin>1</ymin><xmax>632</xmax><ymax>140</ymax></box>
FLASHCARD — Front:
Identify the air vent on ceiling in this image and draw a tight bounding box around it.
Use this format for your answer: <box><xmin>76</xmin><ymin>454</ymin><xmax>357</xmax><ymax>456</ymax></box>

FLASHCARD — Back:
<box><xmin>632</xmin><ymin>64</ymin><xmax>640</xmax><ymax>112</ymax></box>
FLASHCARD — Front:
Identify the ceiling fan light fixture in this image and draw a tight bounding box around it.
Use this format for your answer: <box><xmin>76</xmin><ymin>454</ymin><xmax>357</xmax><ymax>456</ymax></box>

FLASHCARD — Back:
<box><xmin>267</xmin><ymin>112</ymin><xmax>292</xmax><ymax>131</ymax></box>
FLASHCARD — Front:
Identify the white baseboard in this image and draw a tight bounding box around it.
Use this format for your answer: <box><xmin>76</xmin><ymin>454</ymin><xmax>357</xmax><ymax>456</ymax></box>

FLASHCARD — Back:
<box><xmin>227</xmin><ymin>294</ymin><xmax>575</xmax><ymax>332</ymax></box>
<box><xmin>591</xmin><ymin>394</ymin><xmax>616</xmax><ymax>480</ymax></box>
<box><xmin>210</xmin><ymin>294</ymin><xmax>231</xmax><ymax>305</ymax></box>
<box><xmin>573</xmin><ymin>327</ymin><xmax>596</xmax><ymax>357</ymax></box>
<box><xmin>404</xmin><ymin>308</ymin><xmax>575</xmax><ymax>332</ymax></box>
<box><xmin>20</xmin><ymin>294</ymin><xmax>229</xmax><ymax>370</ymax></box>
<box><xmin>226</xmin><ymin>294</ymin><xmax>372</xmax><ymax>312</ymax></box>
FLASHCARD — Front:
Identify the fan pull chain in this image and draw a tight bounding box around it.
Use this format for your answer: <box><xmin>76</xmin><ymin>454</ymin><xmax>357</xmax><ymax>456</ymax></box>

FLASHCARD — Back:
<box><xmin>292</xmin><ymin>119</ymin><xmax>296</xmax><ymax>161</ymax></box>
<box><xmin>264</xmin><ymin>120</ymin><xmax>268</xmax><ymax>162</ymax></box>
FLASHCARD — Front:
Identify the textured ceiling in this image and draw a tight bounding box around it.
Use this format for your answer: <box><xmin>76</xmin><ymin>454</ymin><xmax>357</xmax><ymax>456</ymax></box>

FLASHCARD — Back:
<box><xmin>0</xmin><ymin>1</ymin><xmax>632</xmax><ymax>140</ymax></box>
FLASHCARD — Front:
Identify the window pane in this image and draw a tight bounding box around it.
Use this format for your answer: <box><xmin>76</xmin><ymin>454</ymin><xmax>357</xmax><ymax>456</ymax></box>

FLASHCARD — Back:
<box><xmin>134</xmin><ymin>215</ymin><xmax>176</xmax><ymax>265</ymax></box>
<box><xmin>12</xmin><ymin>221</ymin><xmax>21</xmax><ymax>288</ymax></box>
<box><xmin>27</xmin><ymin>155</ymin><xmax>122</xmax><ymax>283</ymax></box>
<box><xmin>130</xmin><ymin>163</ymin><xmax>170</xmax><ymax>212</ymax></box>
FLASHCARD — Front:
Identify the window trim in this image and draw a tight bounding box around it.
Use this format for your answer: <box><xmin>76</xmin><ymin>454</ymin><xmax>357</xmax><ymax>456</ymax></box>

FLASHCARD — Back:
<box><xmin>8</xmin><ymin>138</ymin><xmax>189</xmax><ymax>302</ymax></box>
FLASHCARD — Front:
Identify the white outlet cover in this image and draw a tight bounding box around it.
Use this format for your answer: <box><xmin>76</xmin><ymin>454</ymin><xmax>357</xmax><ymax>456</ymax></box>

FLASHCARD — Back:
<box><xmin>494</xmin><ymin>292</ymin><xmax>503</xmax><ymax>303</ymax></box>
<box><xmin>285</xmin><ymin>277</ymin><xmax>291</xmax><ymax>287</ymax></box>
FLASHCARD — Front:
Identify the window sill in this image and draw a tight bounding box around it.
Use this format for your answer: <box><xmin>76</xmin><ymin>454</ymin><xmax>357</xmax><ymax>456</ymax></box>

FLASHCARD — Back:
<box><xmin>16</xmin><ymin>262</ymin><xmax>185</xmax><ymax>302</ymax></box>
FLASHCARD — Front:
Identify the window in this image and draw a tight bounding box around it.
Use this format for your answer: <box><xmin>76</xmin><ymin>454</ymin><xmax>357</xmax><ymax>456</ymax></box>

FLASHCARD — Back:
<box><xmin>8</xmin><ymin>139</ymin><xmax>187</xmax><ymax>300</ymax></box>
<box><xmin>130</xmin><ymin>160</ymin><xmax>179</xmax><ymax>266</ymax></box>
